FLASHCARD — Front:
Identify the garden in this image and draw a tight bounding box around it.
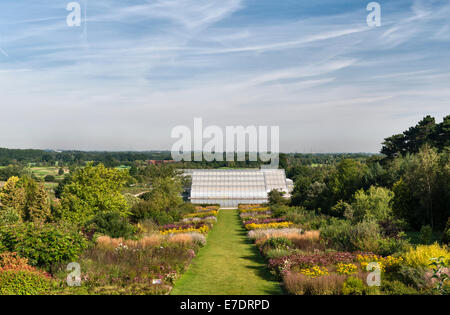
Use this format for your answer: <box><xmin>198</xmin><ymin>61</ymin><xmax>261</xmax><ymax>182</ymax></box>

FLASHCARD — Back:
<box><xmin>240</xmin><ymin>204</ymin><xmax>449</xmax><ymax>295</ymax></box>
<box><xmin>0</xmin><ymin>162</ymin><xmax>221</xmax><ymax>295</ymax></box>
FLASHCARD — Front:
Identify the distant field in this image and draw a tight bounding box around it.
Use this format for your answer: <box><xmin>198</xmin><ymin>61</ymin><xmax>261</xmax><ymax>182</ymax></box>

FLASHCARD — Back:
<box><xmin>27</xmin><ymin>166</ymin><xmax>67</xmax><ymax>181</ymax></box>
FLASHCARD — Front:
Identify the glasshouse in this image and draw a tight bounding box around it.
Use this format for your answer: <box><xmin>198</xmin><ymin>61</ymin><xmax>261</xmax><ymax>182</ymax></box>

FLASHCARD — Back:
<box><xmin>185</xmin><ymin>169</ymin><xmax>293</xmax><ymax>207</ymax></box>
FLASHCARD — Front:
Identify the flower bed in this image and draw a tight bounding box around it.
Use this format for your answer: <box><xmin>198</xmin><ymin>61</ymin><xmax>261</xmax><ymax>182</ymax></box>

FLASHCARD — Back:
<box><xmin>245</xmin><ymin>221</ymin><xmax>293</xmax><ymax>230</ymax></box>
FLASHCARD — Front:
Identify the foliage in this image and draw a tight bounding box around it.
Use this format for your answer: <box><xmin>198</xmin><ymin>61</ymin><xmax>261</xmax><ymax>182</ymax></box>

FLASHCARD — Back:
<box><xmin>0</xmin><ymin>176</ymin><xmax>51</xmax><ymax>223</ymax></box>
<box><xmin>44</xmin><ymin>175</ymin><xmax>55</xmax><ymax>182</ymax></box>
<box><xmin>320</xmin><ymin>219</ymin><xmax>382</xmax><ymax>253</ymax></box>
<box><xmin>350</xmin><ymin>186</ymin><xmax>394</xmax><ymax>223</ymax></box>
<box><xmin>403</xmin><ymin>243</ymin><xmax>450</xmax><ymax>269</ymax></box>
<box><xmin>59</xmin><ymin>163</ymin><xmax>130</xmax><ymax>225</ymax></box>
<box><xmin>342</xmin><ymin>277</ymin><xmax>379</xmax><ymax>295</ymax></box>
<box><xmin>0</xmin><ymin>222</ymin><xmax>88</xmax><ymax>269</ymax></box>
<box><xmin>0</xmin><ymin>207</ymin><xmax>22</xmax><ymax>225</ymax></box>
<box><xmin>0</xmin><ymin>252</ymin><xmax>52</xmax><ymax>295</ymax></box>
<box><xmin>380</xmin><ymin>280</ymin><xmax>419</xmax><ymax>295</ymax></box>
<box><xmin>262</xmin><ymin>237</ymin><xmax>293</xmax><ymax>252</ymax></box>
<box><xmin>429</xmin><ymin>256</ymin><xmax>449</xmax><ymax>295</ymax></box>
<box><xmin>267</xmin><ymin>189</ymin><xmax>289</xmax><ymax>206</ymax></box>
<box><xmin>0</xmin><ymin>270</ymin><xmax>51</xmax><ymax>295</ymax></box>
<box><xmin>342</xmin><ymin>277</ymin><xmax>365</xmax><ymax>295</ymax></box>
<box><xmin>381</xmin><ymin>115</ymin><xmax>449</xmax><ymax>157</ymax></box>
<box><xmin>89</xmin><ymin>212</ymin><xmax>136</xmax><ymax>239</ymax></box>
<box><xmin>420</xmin><ymin>225</ymin><xmax>433</xmax><ymax>245</ymax></box>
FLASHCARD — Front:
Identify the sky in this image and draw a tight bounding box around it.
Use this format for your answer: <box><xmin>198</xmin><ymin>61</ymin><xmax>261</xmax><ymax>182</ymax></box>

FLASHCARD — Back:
<box><xmin>0</xmin><ymin>0</ymin><xmax>449</xmax><ymax>153</ymax></box>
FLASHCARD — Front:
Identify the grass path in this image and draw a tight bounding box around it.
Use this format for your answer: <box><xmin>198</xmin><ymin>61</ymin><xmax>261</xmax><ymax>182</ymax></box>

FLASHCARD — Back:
<box><xmin>171</xmin><ymin>209</ymin><xmax>282</xmax><ymax>295</ymax></box>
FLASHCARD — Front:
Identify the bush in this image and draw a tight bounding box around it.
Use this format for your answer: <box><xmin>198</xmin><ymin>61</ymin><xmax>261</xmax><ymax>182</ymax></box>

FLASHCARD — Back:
<box><xmin>44</xmin><ymin>175</ymin><xmax>55</xmax><ymax>182</ymax></box>
<box><xmin>89</xmin><ymin>212</ymin><xmax>135</xmax><ymax>239</ymax></box>
<box><xmin>403</xmin><ymin>243</ymin><xmax>450</xmax><ymax>269</ymax></box>
<box><xmin>0</xmin><ymin>270</ymin><xmax>51</xmax><ymax>295</ymax></box>
<box><xmin>420</xmin><ymin>225</ymin><xmax>433</xmax><ymax>245</ymax></box>
<box><xmin>0</xmin><ymin>207</ymin><xmax>22</xmax><ymax>225</ymax></box>
<box><xmin>342</xmin><ymin>277</ymin><xmax>365</xmax><ymax>295</ymax></box>
<box><xmin>0</xmin><ymin>252</ymin><xmax>52</xmax><ymax>295</ymax></box>
<box><xmin>377</xmin><ymin>237</ymin><xmax>411</xmax><ymax>256</ymax></box>
<box><xmin>0</xmin><ymin>222</ymin><xmax>88</xmax><ymax>269</ymax></box>
<box><xmin>390</xmin><ymin>266</ymin><xmax>427</xmax><ymax>290</ymax></box>
<box><xmin>261</xmin><ymin>237</ymin><xmax>293</xmax><ymax>254</ymax></box>
<box><xmin>342</xmin><ymin>276</ymin><xmax>379</xmax><ymax>295</ymax></box>
<box><xmin>320</xmin><ymin>219</ymin><xmax>382</xmax><ymax>253</ymax></box>
<box><xmin>381</xmin><ymin>280</ymin><xmax>419</xmax><ymax>295</ymax></box>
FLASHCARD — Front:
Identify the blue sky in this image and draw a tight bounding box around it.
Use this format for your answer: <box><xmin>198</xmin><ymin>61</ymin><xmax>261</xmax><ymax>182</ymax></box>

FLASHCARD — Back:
<box><xmin>0</xmin><ymin>0</ymin><xmax>449</xmax><ymax>152</ymax></box>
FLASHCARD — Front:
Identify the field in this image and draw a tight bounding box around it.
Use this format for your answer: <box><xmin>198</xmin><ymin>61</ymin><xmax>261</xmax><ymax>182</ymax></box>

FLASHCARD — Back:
<box><xmin>27</xmin><ymin>166</ymin><xmax>67</xmax><ymax>181</ymax></box>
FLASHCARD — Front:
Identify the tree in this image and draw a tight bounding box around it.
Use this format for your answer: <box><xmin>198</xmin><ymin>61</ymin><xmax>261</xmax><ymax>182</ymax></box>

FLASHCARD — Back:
<box><xmin>58</xmin><ymin>168</ymin><xmax>64</xmax><ymax>176</ymax></box>
<box><xmin>59</xmin><ymin>163</ymin><xmax>130</xmax><ymax>225</ymax></box>
<box><xmin>44</xmin><ymin>175</ymin><xmax>55</xmax><ymax>182</ymax></box>
<box><xmin>0</xmin><ymin>176</ymin><xmax>50</xmax><ymax>223</ymax></box>
<box><xmin>350</xmin><ymin>186</ymin><xmax>394</xmax><ymax>223</ymax></box>
<box><xmin>326</xmin><ymin>159</ymin><xmax>368</xmax><ymax>207</ymax></box>
<box><xmin>145</xmin><ymin>177</ymin><xmax>183</xmax><ymax>213</ymax></box>
<box><xmin>403</xmin><ymin>144</ymin><xmax>439</xmax><ymax>228</ymax></box>
<box><xmin>268</xmin><ymin>189</ymin><xmax>288</xmax><ymax>205</ymax></box>
<box><xmin>131</xmin><ymin>177</ymin><xmax>184</xmax><ymax>223</ymax></box>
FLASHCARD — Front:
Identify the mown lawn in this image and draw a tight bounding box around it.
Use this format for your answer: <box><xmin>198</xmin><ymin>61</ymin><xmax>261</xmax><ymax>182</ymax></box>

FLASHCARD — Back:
<box><xmin>171</xmin><ymin>209</ymin><xmax>283</xmax><ymax>295</ymax></box>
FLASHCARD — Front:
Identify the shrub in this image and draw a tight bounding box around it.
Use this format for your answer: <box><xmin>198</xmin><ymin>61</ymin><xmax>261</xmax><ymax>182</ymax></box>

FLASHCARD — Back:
<box><xmin>0</xmin><ymin>207</ymin><xmax>22</xmax><ymax>225</ymax></box>
<box><xmin>403</xmin><ymin>243</ymin><xmax>450</xmax><ymax>269</ymax></box>
<box><xmin>341</xmin><ymin>276</ymin><xmax>378</xmax><ymax>295</ymax></box>
<box><xmin>391</xmin><ymin>266</ymin><xmax>427</xmax><ymax>289</ymax></box>
<box><xmin>420</xmin><ymin>225</ymin><xmax>433</xmax><ymax>245</ymax></box>
<box><xmin>44</xmin><ymin>175</ymin><xmax>55</xmax><ymax>182</ymax></box>
<box><xmin>0</xmin><ymin>270</ymin><xmax>51</xmax><ymax>295</ymax></box>
<box><xmin>321</xmin><ymin>219</ymin><xmax>382</xmax><ymax>253</ymax></box>
<box><xmin>0</xmin><ymin>222</ymin><xmax>88</xmax><ymax>269</ymax></box>
<box><xmin>89</xmin><ymin>212</ymin><xmax>135</xmax><ymax>239</ymax></box>
<box><xmin>261</xmin><ymin>237</ymin><xmax>293</xmax><ymax>253</ymax></box>
<box><xmin>342</xmin><ymin>277</ymin><xmax>364</xmax><ymax>295</ymax></box>
<box><xmin>377</xmin><ymin>237</ymin><xmax>411</xmax><ymax>256</ymax></box>
<box><xmin>381</xmin><ymin>280</ymin><xmax>419</xmax><ymax>295</ymax></box>
<box><xmin>0</xmin><ymin>252</ymin><xmax>52</xmax><ymax>295</ymax></box>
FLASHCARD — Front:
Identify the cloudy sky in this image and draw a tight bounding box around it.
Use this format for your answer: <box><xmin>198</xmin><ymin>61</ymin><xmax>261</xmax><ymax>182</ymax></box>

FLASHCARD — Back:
<box><xmin>0</xmin><ymin>0</ymin><xmax>449</xmax><ymax>152</ymax></box>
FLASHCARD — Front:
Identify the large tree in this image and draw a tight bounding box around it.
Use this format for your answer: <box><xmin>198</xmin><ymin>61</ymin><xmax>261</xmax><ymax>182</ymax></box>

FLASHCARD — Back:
<box><xmin>58</xmin><ymin>163</ymin><xmax>130</xmax><ymax>224</ymax></box>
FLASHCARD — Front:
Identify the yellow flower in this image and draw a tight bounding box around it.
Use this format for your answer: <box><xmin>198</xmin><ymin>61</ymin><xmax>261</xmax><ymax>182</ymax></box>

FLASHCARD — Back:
<box><xmin>160</xmin><ymin>225</ymin><xmax>210</xmax><ymax>235</ymax></box>
<box><xmin>336</xmin><ymin>263</ymin><xmax>358</xmax><ymax>275</ymax></box>
<box><xmin>299</xmin><ymin>266</ymin><xmax>329</xmax><ymax>278</ymax></box>
<box><xmin>245</xmin><ymin>222</ymin><xmax>293</xmax><ymax>230</ymax></box>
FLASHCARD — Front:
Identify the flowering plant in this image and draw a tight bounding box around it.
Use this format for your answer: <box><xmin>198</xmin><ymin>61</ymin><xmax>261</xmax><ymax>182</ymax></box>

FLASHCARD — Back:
<box><xmin>245</xmin><ymin>221</ymin><xmax>293</xmax><ymax>230</ymax></box>
<box><xmin>299</xmin><ymin>266</ymin><xmax>329</xmax><ymax>277</ymax></box>
<box><xmin>336</xmin><ymin>263</ymin><xmax>358</xmax><ymax>275</ymax></box>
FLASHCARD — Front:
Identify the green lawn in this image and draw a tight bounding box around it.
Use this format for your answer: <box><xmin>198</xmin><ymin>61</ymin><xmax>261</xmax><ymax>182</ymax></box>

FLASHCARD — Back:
<box><xmin>171</xmin><ymin>209</ymin><xmax>283</xmax><ymax>295</ymax></box>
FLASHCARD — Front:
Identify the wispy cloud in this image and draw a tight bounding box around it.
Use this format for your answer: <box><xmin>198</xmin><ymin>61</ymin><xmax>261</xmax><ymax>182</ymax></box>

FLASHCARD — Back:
<box><xmin>0</xmin><ymin>0</ymin><xmax>448</xmax><ymax>152</ymax></box>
